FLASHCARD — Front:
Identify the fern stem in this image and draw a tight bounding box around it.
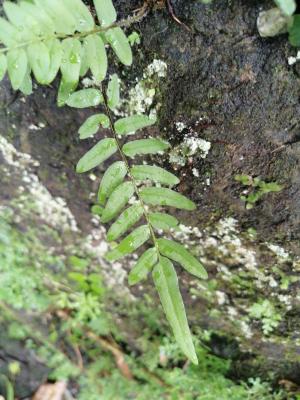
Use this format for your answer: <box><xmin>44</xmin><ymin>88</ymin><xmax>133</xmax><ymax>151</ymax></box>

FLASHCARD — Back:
<box><xmin>0</xmin><ymin>8</ymin><xmax>148</xmax><ymax>54</ymax></box>
<box><xmin>100</xmin><ymin>85</ymin><xmax>161</xmax><ymax>258</ymax></box>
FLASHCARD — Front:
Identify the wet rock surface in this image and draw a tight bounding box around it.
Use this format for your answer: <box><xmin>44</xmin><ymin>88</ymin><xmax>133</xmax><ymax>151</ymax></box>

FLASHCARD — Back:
<box><xmin>0</xmin><ymin>0</ymin><xmax>300</xmax><ymax>391</ymax></box>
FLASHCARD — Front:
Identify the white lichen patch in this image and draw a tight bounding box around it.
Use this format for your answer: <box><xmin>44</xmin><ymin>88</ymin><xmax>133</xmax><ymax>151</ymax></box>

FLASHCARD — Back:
<box><xmin>171</xmin><ymin>215</ymin><xmax>298</xmax><ymax>341</ymax></box>
<box><xmin>184</xmin><ymin>137</ymin><xmax>211</xmax><ymax>158</ymax></box>
<box><xmin>144</xmin><ymin>59</ymin><xmax>167</xmax><ymax>78</ymax></box>
<box><xmin>169</xmin><ymin>123</ymin><xmax>211</xmax><ymax>167</ymax></box>
<box><xmin>267</xmin><ymin>243</ymin><xmax>290</xmax><ymax>260</ymax></box>
<box><xmin>28</xmin><ymin>121</ymin><xmax>45</xmax><ymax>131</ymax></box>
<box><xmin>1</xmin><ymin>135</ymin><xmax>132</xmax><ymax>296</ymax></box>
<box><xmin>117</xmin><ymin>58</ymin><xmax>168</xmax><ymax>118</ymax></box>
<box><xmin>216</xmin><ymin>290</ymin><xmax>227</xmax><ymax>305</ymax></box>
<box><xmin>192</xmin><ymin>168</ymin><xmax>199</xmax><ymax>177</ymax></box>
<box><xmin>239</xmin><ymin>320</ymin><xmax>253</xmax><ymax>339</ymax></box>
<box><xmin>82</xmin><ymin>227</ymin><xmax>132</xmax><ymax>297</ymax></box>
<box><xmin>0</xmin><ymin>136</ymin><xmax>78</xmax><ymax>232</ymax></box>
<box><xmin>288</xmin><ymin>50</ymin><xmax>300</xmax><ymax>65</ymax></box>
<box><xmin>175</xmin><ymin>121</ymin><xmax>187</xmax><ymax>132</ymax></box>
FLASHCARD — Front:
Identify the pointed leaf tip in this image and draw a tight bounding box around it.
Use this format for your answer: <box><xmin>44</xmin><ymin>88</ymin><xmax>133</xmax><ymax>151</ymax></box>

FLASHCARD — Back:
<box><xmin>157</xmin><ymin>238</ymin><xmax>208</xmax><ymax>279</ymax></box>
<box><xmin>153</xmin><ymin>257</ymin><xmax>198</xmax><ymax>365</ymax></box>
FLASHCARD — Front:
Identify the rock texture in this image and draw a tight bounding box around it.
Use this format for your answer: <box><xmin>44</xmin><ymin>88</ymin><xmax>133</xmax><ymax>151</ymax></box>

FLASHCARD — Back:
<box><xmin>0</xmin><ymin>0</ymin><xmax>300</xmax><ymax>395</ymax></box>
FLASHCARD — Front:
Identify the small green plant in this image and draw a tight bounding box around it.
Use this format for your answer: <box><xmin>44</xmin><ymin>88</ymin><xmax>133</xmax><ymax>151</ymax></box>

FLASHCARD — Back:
<box><xmin>273</xmin><ymin>0</ymin><xmax>300</xmax><ymax>47</ymax></box>
<box><xmin>235</xmin><ymin>175</ymin><xmax>283</xmax><ymax>210</ymax></box>
<box><xmin>0</xmin><ymin>374</ymin><xmax>14</xmax><ymax>400</ymax></box>
<box><xmin>0</xmin><ymin>0</ymin><xmax>209</xmax><ymax>363</ymax></box>
<box><xmin>248</xmin><ymin>300</ymin><xmax>282</xmax><ymax>335</ymax></box>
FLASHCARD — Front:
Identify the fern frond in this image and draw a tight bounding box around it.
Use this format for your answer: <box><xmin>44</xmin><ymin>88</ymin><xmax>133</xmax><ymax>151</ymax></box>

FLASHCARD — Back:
<box><xmin>0</xmin><ymin>0</ymin><xmax>209</xmax><ymax>365</ymax></box>
<box><xmin>0</xmin><ymin>0</ymin><xmax>133</xmax><ymax>99</ymax></box>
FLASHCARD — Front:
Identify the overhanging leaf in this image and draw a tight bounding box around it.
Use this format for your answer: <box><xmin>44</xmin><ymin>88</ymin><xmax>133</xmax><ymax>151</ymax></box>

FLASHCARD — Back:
<box><xmin>80</xmin><ymin>41</ymin><xmax>90</xmax><ymax>77</ymax></box>
<box><xmin>3</xmin><ymin>1</ymin><xmax>37</xmax><ymax>37</ymax></box>
<box><xmin>152</xmin><ymin>257</ymin><xmax>198</xmax><ymax>365</ymax></box>
<box><xmin>0</xmin><ymin>54</ymin><xmax>7</xmax><ymax>82</ymax></box>
<box><xmin>105</xmin><ymin>27</ymin><xmax>133</xmax><ymax>66</ymax></box>
<box><xmin>36</xmin><ymin>0</ymin><xmax>77</xmax><ymax>35</ymax></box>
<box><xmin>94</xmin><ymin>0</ymin><xmax>117</xmax><ymax>27</ymax></box>
<box><xmin>0</xmin><ymin>17</ymin><xmax>18</xmax><ymax>47</ymax></box>
<box><xmin>131</xmin><ymin>165</ymin><xmax>179</xmax><ymax>187</ymax></box>
<box><xmin>288</xmin><ymin>15</ymin><xmax>300</xmax><ymax>46</ymax></box>
<box><xmin>105</xmin><ymin>225</ymin><xmax>150</xmax><ymax>262</ymax></box>
<box><xmin>101</xmin><ymin>181</ymin><xmax>135</xmax><ymax>223</ymax></box>
<box><xmin>107</xmin><ymin>203</ymin><xmax>144</xmax><ymax>241</ymax></box>
<box><xmin>44</xmin><ymin>39</ymin><xmax>62</xmax><ymax>84</ymax></box>
<box><xmin>157</xmin><ymin>238</ymin><xmax>208</xmax><ymax>279</ymax></box>
<box><xmin>123</xmin><ymin>139</ymin><xmax>170</xmax><ymax>158</ymax></box>
<box><xmin>20</xmin><ymin>1</ymin><xmax>55</xmax><ymax>35</ymax></box>
<box><xmin>76</xmin><ymin>138</ymin><xmax>117</xmax><ymax>173</ymax></box>
<box><xmin>149</xmin><ymin>212</ymin><xmax>179</xmax><ymax>231</ymax></box>
<box><xmin>19</xmin><ymin>65</ymin><xmax>32</xmax><ymax>95</ymax></box>
<box><xmin>57</xmin><ymin>78</ymin><xmax>78</xmax><ymax>107</ymax></box>
<box><xmin>60</xmin><ymin>38</ymin><xmax>81</xmax><ymax>82</ymax></box>
<box><xmin>115</xmin><ymin>115</ymin><xmax>156</xmax><ymax>136</ymax></box>
<box><xmin>98</xmin><ymin>161</ymin><xmax>127</xmax><ymax>205</ymax></box>
<box><xmin>64</xmin><ymin>0</ymin><xmax>94</xmax><ymax>32</ymax></box>
<box><xmin>27</xmin><ymin>42</ymin><xmax>50</xmax><ymax>84</ymax></box>
<box><xmin>128</xmin><ymin>248</ymin><xmax>158</xmax><ymax>285</ymax></box>
<box><xmin>85</xmin><ymin>34</ymin><xmax>107</xmax><ymax>83</ymax></box>
<box><xmin>275</xmin><ymin>0</ymin><xmax>296</xmax><ymax>16</ymax></box>
<box><xmin>7</xmin><ymin>49</ymin><xmax>27</xmax><ymax>90</ymax></box>
<box><xmin>79</xmin><ymin>114</ymin><xmax>109</xmax><ymax>139</ymax></box>
<box><xmin>140</xmin><ymin>187</ymin><xmax>196</xmax><ymax>210</ymax></box>
<box><xmin>66</xmin><ymin>88</ymin><xmax>103</xmax><ymax>108</ymax></box>
<box><xmin>58</xmin><ymin>38</ymin><xmax>81</xmax><ymax>104</ymax></box>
